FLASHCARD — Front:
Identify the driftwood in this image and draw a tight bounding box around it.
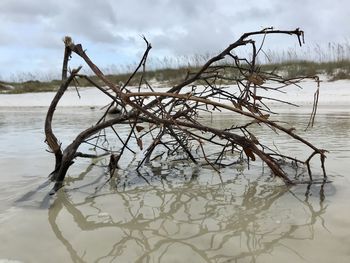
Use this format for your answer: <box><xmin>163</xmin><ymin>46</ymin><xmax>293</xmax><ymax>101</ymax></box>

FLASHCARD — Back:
<box><xmin>45</xmin><ymin>28</ymin><xmax>327</xmax><ymax>192</ymax></box>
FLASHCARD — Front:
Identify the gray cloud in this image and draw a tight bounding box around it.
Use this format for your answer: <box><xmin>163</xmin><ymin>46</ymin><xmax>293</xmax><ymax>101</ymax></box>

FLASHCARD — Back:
<box><xmin>0</xmin><ymin>0</ymin><xmax>59</xmax><ymax>21</ymax></box>
<box><xmin>0</xmin><ymin>0</ymin><xmax>349</xmax><ymax>80</ymax></box>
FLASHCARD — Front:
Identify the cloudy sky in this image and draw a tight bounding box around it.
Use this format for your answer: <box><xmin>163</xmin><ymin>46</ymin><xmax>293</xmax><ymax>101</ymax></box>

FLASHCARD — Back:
<box><xmin>0</xmin><ymin>0</ymin><xmax>348</xmax><ymax>81</ymax></box>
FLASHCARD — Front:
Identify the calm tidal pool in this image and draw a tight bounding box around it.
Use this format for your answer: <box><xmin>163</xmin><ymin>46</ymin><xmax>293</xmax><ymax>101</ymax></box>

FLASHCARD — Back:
<box><xmin>0</xmin><ymin>106</ymin><xmax>349</xmax><ymax>263</ymax></box>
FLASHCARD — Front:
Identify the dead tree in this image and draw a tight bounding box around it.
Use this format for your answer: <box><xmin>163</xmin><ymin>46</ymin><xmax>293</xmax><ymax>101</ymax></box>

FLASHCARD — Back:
<box><xmin>45</xmin><ymin>28</ymin><xmax>327</xmax><ymax>192</ymax></box>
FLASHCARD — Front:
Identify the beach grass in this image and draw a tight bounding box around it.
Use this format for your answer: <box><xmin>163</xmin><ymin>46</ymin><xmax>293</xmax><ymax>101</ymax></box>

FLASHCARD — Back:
<box><xmin>1</xmin><ymin>59</ymin><xmax>350</xmax><ymax>94</ymax></box>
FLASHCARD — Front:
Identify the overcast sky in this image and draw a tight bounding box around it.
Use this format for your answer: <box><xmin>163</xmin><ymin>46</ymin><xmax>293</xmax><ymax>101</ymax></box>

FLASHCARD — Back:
<box><xmin>0</xmin><ymin>0</ymin><xmax>348</xmax><ymax>81</ymax></box>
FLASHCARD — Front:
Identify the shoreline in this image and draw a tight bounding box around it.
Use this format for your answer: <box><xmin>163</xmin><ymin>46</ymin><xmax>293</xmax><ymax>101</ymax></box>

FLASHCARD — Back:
<box><xmin>0</xmin><ymin>79</ymin><xmax>349</xmax><ymax>110</ymax></box>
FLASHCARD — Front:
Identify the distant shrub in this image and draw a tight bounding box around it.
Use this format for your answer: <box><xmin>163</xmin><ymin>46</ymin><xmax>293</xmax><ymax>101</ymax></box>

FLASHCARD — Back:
<box><xmin>330</xmin><ymin>70</ymin><xmax>350</xmax><ymax>81</ymax></box>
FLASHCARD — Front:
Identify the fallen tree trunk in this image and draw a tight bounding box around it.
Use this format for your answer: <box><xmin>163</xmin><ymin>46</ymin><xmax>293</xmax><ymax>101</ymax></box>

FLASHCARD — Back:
<box><xmin>45</xmin><ymin>28</ymin><xmax>327</xmax><ymax>192</ymax></box>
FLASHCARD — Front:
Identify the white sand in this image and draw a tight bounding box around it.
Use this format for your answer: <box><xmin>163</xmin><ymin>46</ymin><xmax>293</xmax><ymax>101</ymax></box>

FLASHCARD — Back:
<box><xmin>0</xmin><ymin>79</ymin><xmax>349</xmax><ymax>109</ymax></box>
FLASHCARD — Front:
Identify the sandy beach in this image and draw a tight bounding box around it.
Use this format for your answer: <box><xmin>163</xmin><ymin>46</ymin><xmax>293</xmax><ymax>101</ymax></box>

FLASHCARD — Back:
<box><xmin>0</xmin><ymin>79</ymin><xmax>349</xmax><ymax>108</ymax></box>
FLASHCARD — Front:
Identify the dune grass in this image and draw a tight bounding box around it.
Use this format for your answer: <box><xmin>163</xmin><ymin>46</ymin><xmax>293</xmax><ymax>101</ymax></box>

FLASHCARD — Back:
<box><xmin>1</xmin><ymin>59</ymin><xmax>350</xmax><ymax>94</ymax></box>
<box><xmin>259</xmin><ymin>60</ymin><xmax>350</xmax><ymax>79</ymax></box>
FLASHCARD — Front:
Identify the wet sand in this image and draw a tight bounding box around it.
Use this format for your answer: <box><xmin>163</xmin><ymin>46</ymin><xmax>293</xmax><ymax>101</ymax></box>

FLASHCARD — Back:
<box><xmin>0</xmin><ymin>84</ymin><xmax>350</xmax><ymax>262</ymax></box>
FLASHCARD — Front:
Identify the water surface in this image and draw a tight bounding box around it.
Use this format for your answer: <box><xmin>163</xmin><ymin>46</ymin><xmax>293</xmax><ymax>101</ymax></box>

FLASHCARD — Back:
<box><xmin>0</xmin><ymin>106</ymin><xmax>349</xmax><ymax>263</ymax></box>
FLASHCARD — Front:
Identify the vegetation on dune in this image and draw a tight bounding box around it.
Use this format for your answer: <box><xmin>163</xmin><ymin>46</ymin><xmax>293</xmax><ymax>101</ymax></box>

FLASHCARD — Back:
<box><xmin>0</xmin><ymin>68</ymin><xmax>193</xmax><ymax>94</ymax></box>
<box><xmin>2</xmin><ymin>44</ymin><xmax>350</xmax><ymax>94</ymax></box>
<box><xmin>0</xmin><ymin>80</ymin><xmax>62</xmax><ymax>94</ymax></box>
<box><xmin>260</xmin><ymin>60</ymin><xmax>350</xmax><ymax>80</ymax></box>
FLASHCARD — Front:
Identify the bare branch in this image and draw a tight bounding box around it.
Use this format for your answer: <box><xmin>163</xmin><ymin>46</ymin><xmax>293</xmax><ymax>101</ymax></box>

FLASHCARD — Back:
<box><xmin>45</xmin><ymin>28</ymin><xmax>327</xmax><ymax>193</ymax></box>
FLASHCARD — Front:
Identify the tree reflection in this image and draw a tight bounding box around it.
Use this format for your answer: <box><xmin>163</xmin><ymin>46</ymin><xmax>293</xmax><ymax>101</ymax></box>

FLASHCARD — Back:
<box><xmin>48</xmin><ymin>164</ymin><xmax>329</xmax><ymax>263</ymax></box>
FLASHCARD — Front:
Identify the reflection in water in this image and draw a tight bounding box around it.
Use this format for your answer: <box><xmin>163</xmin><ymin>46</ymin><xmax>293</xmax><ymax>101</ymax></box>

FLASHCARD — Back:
<box><xmin>48</xmin><ymin>163</ymin><xmax>328</xmax><ymax>263</ymax></box>
<box><xmin>1</xmin><ymin>107</ymin><xmax>347</xmax><ymax>262</ymax></box>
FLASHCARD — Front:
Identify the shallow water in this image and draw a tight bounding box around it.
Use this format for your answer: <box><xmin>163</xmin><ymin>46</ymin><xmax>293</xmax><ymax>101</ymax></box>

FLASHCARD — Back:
<box><xmin>0</xmin><ymin>106</ymin><xmax>349</xmax><ymax>263</ymax></box>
